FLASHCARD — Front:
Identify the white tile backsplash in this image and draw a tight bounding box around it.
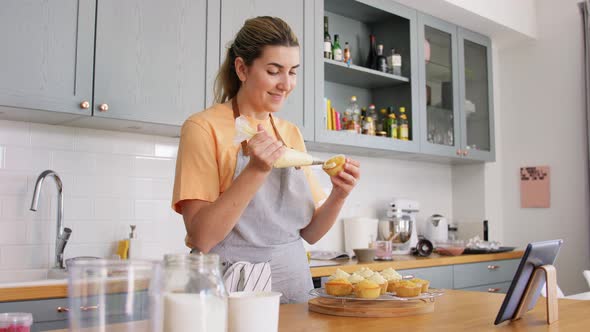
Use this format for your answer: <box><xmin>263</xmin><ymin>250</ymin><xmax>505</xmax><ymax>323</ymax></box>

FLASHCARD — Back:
<box><xmin>0</xmin><ymin>119</ymin><xmax>453</xmax><ymax>280</ymax></box>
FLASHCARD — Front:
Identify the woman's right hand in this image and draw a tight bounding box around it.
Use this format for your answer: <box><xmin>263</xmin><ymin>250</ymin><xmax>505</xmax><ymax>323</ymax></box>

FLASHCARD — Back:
<box><xmin>246</xmin><ymin>124</ymin><xmax>285</xmax><ymax>173</ymax></box>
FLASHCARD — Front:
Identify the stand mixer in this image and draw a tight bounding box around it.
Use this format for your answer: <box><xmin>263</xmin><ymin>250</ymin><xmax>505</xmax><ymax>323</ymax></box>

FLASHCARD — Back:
<box><xmin>378</xmin><ymin>198</ymin><xmax>419</xmax><ymax>255</ymax></box>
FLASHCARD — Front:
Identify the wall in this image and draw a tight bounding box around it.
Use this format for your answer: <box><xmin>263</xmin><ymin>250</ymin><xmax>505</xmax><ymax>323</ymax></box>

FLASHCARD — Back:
<box><xmin>0</xmin><ymin>119</ymin><xmax>453</xmax><ymax>283</ymax></box>
<box><xmin>497</xmin><ymin>0</ymin><xmax>590</xmax><ymax>294</ymax></box>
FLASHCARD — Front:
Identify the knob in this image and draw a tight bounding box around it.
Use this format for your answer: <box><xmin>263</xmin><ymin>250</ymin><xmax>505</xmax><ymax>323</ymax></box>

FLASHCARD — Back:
<box><xmin>456</xmin><ymin>150</ymin><xmax>462</xmax><ymax>156</ymax></box>
<box><xmin>80</xmin><ymin>101</ymin><xmax>90</xmax><ymax>109</ymax></box>
<box><xmin>462</xmin><ymin>150</ymin><xmax>468</xmax><ymax>156</ymax></box>
<box><xmin>98</xmin><ymin>103</ymin><xmax>109</xmax><ymax>112</ymax></box>
<box><xmin>488</xmin><ymin>288</ymin><xmax>501</xmax><ymax>293</ymax></box>
<box><xmin>487</xmin><ymin>265</ymin><xmax>500</xmax><ymax>270</ymax></box>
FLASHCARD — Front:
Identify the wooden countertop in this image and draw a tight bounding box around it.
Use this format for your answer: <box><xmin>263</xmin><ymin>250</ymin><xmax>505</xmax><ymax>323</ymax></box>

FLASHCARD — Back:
<box><xmin>310</xmin><ymin>251</ymin><xmax>524</xmax><ymax>277</ymax></box>
<box><xmin>0</xmin><ymin>251</ymin><xmax>523</xmax><ymax>302</ymax></box>
<box><xmin>47</xmin><ymin>290</ymin><xmax>590</xmax><ymax>331</ymax></box>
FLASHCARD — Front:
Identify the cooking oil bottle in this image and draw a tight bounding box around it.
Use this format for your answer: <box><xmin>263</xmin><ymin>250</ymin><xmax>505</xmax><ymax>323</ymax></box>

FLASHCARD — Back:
<box><xmin>399</xmin><ymin>107</ymin><xmax>409</xmax><ymax>140</ymax></box>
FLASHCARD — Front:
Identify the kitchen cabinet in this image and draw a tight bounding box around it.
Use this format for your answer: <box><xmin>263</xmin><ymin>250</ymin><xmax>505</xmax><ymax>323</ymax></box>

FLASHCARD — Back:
<box><xmin>0</xmin><ymin>0</ymin><xmax>95</xmax><ymax>122</ymax></box>
<box><xmin>458</xmin><ymin>28</ymin><xmax>495</xmax><ymax>161</ymax></box>
<box><xmin>219</xmin><ymin>0</ymin><xmax>315</xmax><ymax>140</ymax></box>
<box><xmin>315</xmin><ymin>0</ymin><xmax>420</xmax><ymax>153</ymax></box>
<box><xmin>0</xmin><ymin>0</ymin><xmax>216</xmax><ymax>136</ymax></box>
<box><xmin>0</xmin><ymin>292</ymin><xmax>149</xmax><ymax>331</ymax></box>
<box><xmin>453</xmin><ymin>259</ymin><xmax>519</xmax><ymax>292</ymax></box>
<box><xmin>397</xmin><ymin>265</ymin><xmax>453</xmax><ymax>289</ymax></box>
<box><xmin>417</xmin><ymin>14</ymin><xmax>495</xmax><ymax>161</ymax></box>
<box><xmin>315</xmin><ymin>0</ymin><xmax>495</xmax><ymax>162</ymax></box>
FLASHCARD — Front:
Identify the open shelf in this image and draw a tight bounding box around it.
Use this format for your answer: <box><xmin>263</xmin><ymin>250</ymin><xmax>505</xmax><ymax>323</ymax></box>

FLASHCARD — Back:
<box><xmin>324</xmin><ymin>59</ymin><xmax>409</xmax><ymax>89</ymax></box>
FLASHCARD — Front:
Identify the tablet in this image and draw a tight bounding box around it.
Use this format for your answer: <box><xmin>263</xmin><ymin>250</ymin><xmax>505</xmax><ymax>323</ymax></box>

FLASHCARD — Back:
<box><xmin>494</xmin><ymin>239</ymin><xmax>563</xmax><ymax>325</ymax></box>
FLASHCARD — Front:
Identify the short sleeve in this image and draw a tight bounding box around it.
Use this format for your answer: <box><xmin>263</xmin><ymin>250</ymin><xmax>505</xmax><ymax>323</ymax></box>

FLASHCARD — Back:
<box><xmin>172</xmin><ymin>120</ymin><xmax>220</xmax><ymax>213</ymax></box>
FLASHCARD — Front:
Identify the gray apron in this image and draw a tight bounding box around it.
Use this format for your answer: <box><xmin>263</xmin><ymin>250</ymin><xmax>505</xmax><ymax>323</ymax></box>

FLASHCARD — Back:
<box><xmin>208</xmin><ymin>99</ymin><xmax>315</xmax><ymax>304</ymax></box>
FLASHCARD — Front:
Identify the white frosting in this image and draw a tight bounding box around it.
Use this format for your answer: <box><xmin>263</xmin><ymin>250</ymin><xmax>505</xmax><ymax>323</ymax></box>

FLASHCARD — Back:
<box><xmin>328</xmin><ymin>268</ymin><xmax>351</xmax><ymax>281</ymax></box>
<box><xmin>368</xmin><ymin>273</ymin><xmax>386</xmax><ymax>285</ymax></box>
<box><xmin>356</xmin><ymin>267</ymin><xmax>374</xmax><ymax>278</ymax></box>
<box><xmin>348</xmin><ymin>274</ymin><xmax>365</xmax><ymax>284</ymax></box>
<box><xmin>380</xmin><ymin>268</ymin><xmax>402</xmax><ymax>281</ymax></box>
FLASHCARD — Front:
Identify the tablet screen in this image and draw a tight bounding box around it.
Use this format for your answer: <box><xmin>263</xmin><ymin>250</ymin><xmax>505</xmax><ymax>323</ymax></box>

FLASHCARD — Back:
<box><xmin>494</xmin><ymin>239</ymin><xmax>562</xmax><ymax>325</ymax></box>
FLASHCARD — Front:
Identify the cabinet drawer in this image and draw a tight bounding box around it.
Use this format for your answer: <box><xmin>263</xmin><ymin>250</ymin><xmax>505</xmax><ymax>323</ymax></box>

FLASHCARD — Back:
<box><xmin>458</xmin><ymin>281</ymin><xmax>512</xmax><ymax>294</ymax></box>
<box><xmin>398</xmin><ymin>265</ymin><xmax>454</xmax><ymax>289</ymax></box>
<box><xmin>0</xmin><ymin>298</ymin><xmax>68</xmax><ymax>324</ymax></box>
<box><xmin>453</xmin><ymin>259</ymin><xmax>519</xmax><ymax>289</ymax></box>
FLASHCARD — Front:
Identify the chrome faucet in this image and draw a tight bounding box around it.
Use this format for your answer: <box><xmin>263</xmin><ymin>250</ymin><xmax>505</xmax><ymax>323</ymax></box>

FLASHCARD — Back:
<box><xmin>30</xmin><ymin>170</ymin><xmax>72</xmax><ymax>270</ymax></box>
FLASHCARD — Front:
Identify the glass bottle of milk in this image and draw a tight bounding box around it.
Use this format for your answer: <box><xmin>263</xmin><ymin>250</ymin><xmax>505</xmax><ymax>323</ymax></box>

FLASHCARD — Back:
<box><xmin>160</xmin><ymin>254</ymin><xmax>228</xmax><ymax>332</ymax></box>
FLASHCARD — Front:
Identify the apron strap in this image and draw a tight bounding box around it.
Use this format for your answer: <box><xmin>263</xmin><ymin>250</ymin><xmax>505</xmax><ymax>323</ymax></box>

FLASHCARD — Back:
<box><xmin>232</xmin><ymin>97</ymin><xmax>287</xmax><ymax>156</ymax></box>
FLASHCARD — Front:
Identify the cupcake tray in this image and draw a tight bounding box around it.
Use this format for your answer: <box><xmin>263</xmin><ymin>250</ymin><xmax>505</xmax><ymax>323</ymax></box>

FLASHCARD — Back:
<box><xmin>308</xmin><ymin>288</ymin><xmax>444</xmax><ymax>302</ymax></box>
<box><xmin>308</xmin><ymin>288</ymin><xmax>443</xmax><ymax>318</ymax></box>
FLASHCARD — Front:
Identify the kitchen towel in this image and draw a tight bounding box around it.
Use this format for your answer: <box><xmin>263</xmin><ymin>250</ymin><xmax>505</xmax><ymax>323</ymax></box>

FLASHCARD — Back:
<box><xmin>223</xmin><ymin>261</ymin><xmax>272</xmax><ymax>292</ymax></box>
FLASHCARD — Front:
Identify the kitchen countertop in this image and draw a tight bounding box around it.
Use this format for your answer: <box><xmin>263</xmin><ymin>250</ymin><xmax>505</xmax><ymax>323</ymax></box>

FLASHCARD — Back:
<box><xmin>310</xmin><ymin>250</ymin><xmax>524</xmax><ymax>277</ymax></box>
<box><xmin>0</xmin><ymin>251</ymin><xmax>523</xmax><ymax>302</ymax></box>
<box><xmin>46</xmin><ymin>290</ymin><xmax>590</xmax><ymax>331</ymax></box>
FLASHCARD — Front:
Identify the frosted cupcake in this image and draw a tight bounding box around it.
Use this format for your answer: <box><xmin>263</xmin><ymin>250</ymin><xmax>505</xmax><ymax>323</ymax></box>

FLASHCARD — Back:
<box><xmin>328</xmin><ymin>268</ymin><xmax>351</xmax><ymax>281</ymax></box>
<box><xmin>380</xmin><ymin>268</ymin><xmax>403</xmax><ymax>292</ymax></box>
<box><xmin>353</xmin><ymin>279</ymin><xmax>381</xmax><ymax>299</ymax></box>
<box><xmin>348</xmin><ymin>273</ymin><xmax>365</xmax><ymax>290</ymax></box>
<box><xmin>368</xmin><ymin>273</ymin><xmax>388</xmax><ymax>295</ymax></box>
<box><xmin>325</xmin><ymin>278</ymin><xmax>353</xmax><ymax>296</ymax></box>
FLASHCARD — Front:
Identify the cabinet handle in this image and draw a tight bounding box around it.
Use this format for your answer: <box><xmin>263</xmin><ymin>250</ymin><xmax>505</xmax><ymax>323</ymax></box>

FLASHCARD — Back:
<box><xmin>462</xmin><ymin>150</ymin><xmax>468</xmax><ymax>156</ymax></box>
<box><xmin>487</xmin><ymin>265</ymin><xmax>500</xmax><ymax>270</ymax></box>
<box><xmin>98</xmin><ymin>103</ymin><xmax>109</xmax><ymax>112</ymax></box>
<box><xmin>456</xmin><ymin>150</ymin><xmax>462</xmax><ymax>156</ymax></box>
<box><xmin>80</xmin><ymin>101</ymin><xmax>90</xmax><ymax>109</ymax></box>
<box><xmin>57</xmin><ymin>305</ymin><xmax>98</xmax><ymax>313</ymax></box>
<box><xmin>488</xmin><ymin>288</ymin><xmax>501</xmax><ymax>293</ymax></box>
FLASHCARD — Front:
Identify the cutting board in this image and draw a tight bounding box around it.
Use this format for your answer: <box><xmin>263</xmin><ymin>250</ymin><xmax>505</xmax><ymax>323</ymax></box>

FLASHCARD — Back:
<box><xmin>308</xmin><ymin>297</ymin><xmax>434</xmax><ymax>318</ymax></box>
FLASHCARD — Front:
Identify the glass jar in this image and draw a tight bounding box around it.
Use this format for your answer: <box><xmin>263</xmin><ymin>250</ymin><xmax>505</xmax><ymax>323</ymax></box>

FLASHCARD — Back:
<box><xmin>161</xmin><ymin>254</ymin><xmax>228</xmax><ymax>332</ymax></box>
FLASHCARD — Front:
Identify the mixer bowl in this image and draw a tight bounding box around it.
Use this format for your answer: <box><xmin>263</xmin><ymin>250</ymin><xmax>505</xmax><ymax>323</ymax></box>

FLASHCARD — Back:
<box><xmin>378</xmin><ymin>217</ymin><xmax>413</xmax><ymax>244</ymax></box>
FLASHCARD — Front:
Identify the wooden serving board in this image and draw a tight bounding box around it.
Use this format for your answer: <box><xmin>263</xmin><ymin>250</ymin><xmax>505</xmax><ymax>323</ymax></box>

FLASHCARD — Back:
<box><xmin>308</xmin><ymin>297</ymin><xmax>434</xmax><ymax>318</ymax></box>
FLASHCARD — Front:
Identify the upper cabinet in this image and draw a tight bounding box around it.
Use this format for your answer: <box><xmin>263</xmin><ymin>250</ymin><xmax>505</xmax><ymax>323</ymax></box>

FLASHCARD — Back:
<box><xmin>91</xmin><ymin>0</ymin><xmax>207</xmax><ymax>127</ymax></box>
<box><xmin>0</xmin><ymin>0</ymin><xmax>215</xmax><ymax>136</ymax></box>
<box><xmin>219</xmin><ymin>0</ymin><xmax>315</xmax><ymax>140</ymax></box>
<box><xmin>458</xmin><ymin>28</ymin><xmax>495</xmax><ymax>161</ymax></box>
<box><xmin>417</xmin><ymin>13</ymin><xmax>461</xmax><ymax>158</ymax></box>
<box><xmin>315</xmin><ymin>0</ymin><xmax>420</xmax><ymax>153</ymax></box>
<box><xmin>0</xmin><ymin>0</ymin><xmax>95</xmax><ymax>121</ymax></box>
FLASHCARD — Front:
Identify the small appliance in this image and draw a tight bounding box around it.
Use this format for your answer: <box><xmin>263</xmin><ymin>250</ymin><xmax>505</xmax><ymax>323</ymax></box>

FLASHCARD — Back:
<box><xmin>378</xmin><ymin>198</ymin><xmax>419</xmax><ymax>255</ymax></box>
<box><xmin>424</xmin><ymin>214</ymin><xmax>449</xmax><ymax>244</ymax></box>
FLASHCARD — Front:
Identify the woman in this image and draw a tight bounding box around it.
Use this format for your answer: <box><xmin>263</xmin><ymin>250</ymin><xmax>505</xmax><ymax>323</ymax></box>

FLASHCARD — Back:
<box><xmin>172</xmin><ymin>16</ymin><xmax>360</xmax><ymax>303</ymax></box>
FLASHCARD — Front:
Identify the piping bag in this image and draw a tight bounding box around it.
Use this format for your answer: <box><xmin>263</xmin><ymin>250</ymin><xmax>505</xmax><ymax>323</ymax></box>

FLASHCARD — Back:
<box><xmin>234</xmin><ymin>116</ymin><xmax>323</xmax><ymax>168</ymax></box>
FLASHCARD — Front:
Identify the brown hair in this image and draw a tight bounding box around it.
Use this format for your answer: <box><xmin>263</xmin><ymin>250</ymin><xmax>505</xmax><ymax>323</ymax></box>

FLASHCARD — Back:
<box><xmin>214</xmin><ymin>16</ymin><xmax>299</xmax><ymax>103</ymax></box>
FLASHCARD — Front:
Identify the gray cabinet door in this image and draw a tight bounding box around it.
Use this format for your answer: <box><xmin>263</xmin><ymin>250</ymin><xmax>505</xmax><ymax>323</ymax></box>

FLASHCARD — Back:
<box><xmin>220</xmin><ymin>0</ymin><xmax>315</xmax><ymax>141</ymax></box>
<box><xmin>458</xmin><ymin>28</ymin><xmax>495</xmax><ymax>161</ymax></box>
<box><xmin>93</xmin><ymin>0</ymin><xmax>208</xmax><ymax>126</ymax></box>
<box><xmin>417</xmin><ymin>13</ymin><xmax>461</xmax><ymax>158</ymax></box>
<box><xmin>398</xmin><ymin>265</ymin><xmax>453</xmax><ymax>289</ymax></box>
<box><xmin>0</xmin><ymin>0</ymin><xmax>94</xmax><ymax>117</ymax></box>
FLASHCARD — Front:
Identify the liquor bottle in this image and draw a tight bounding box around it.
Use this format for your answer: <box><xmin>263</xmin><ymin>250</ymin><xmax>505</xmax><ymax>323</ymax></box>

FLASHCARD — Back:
<box><xmin>399</xmin><ymin>107</ymin><xmax>409</xmax><ymax>140</ymax></box>
<box><xmin>365</xmin><ymin>34</ymin><xmax>377</xmax><ymax>70</ymax></box>
<box><xmin>378</xmin><ymin>108</ymin><xmax>388</xmax><ymax>132</ymax></box>
<box><xmin>376</xmin><ymin>44</ymin><xmax>387</xmax><ymax>73</ymax></box>
<box><xmin>324</xmin><ymin>16</ymin><xmax>332</xmax><ymax>59</ymax></box>
<box><xmin>343</xmin><ymin>42</ymin><xmax>352</xmax><ymax>64</ymax></box>
<box><xmin>332</xmin><ymin>34</ymin><xmax>343</xmax><ymax>61</ymax></box>
<box><xmin>390</xmin><ymin>49</ymin><xmax>402</xmax><ymax>76</ymax></box>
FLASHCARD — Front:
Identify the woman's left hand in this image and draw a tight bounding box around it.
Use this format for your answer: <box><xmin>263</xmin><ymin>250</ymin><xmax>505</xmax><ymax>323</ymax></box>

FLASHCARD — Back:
<box><xmin>330</xmin><ymin>158</ymin><xmax>360</xmax><ymax>200</ymax></box>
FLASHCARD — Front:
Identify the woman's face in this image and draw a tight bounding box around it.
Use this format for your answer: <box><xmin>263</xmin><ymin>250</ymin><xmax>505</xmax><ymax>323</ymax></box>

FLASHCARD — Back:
<box><xmin>239</xmin><ymin>45</ymin><xmax>299</xmax><ymax>114</ymax></box>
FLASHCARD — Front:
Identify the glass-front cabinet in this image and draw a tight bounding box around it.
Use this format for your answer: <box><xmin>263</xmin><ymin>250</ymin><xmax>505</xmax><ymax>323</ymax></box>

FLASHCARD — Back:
<box><xmin>417</xmin><ymin>13</ymin><xmax>461</xmax><ymax>157</ymax></box>
<box><xmin>315</xmin><ymin>0</ymin><xmax>420</xmax><ymax>153</ymax></box>
<box><xmin>459</xmin><ymin>28</ymin><xmax>495</xmax><ymax>161</ymax></box>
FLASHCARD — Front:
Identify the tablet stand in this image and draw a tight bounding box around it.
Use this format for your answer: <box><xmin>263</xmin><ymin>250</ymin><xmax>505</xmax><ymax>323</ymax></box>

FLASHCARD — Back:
<box><xmin>512</xmin><ymin>264</ymin><xmax>558</xmax><ymax>324</ymax></box>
